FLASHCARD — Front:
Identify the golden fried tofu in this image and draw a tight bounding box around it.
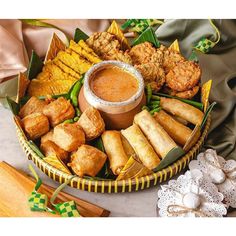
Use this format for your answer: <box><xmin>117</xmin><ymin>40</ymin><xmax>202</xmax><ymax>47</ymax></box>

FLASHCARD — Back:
<box><xmin>19</xmin><ymin>96</ymin><xmax>47</xmax><ymax>118</ymax></box>
<box><xmin>41</xmin><ymin>130</ymin><xmax>54</xmax><ymax>144</ymax></box>
<box><xmin>135</xmin><ymin>62</ymin><xmax>165</xmax><ymax>92</ymax></box>
<box><xmin>68</xmin><ymin>144</ymin><xmax>107</xmax><ymax>177</ymax></box>
<box><xmin>22</xmin><ymin>113</ymin><xmax>49</xmax><ymax>140</ymax></box>
<box><xmin>78</xmin><ymin>107</ymin><xmax>105</xmax><ymax>140</ymax></box>
<box><xmin>129</xmin><ymin>42</ymin><xmax>163</xmax><ymax>65</ymax></box>
<box><xmin>40</xmin><ymin>140</ymin><xmax>69</xmax><ymax>164</ymax></box>
<box><xmin>166</xmin><ymin>60</ymin><xmax>201</xmax><ymax>92</ymax></box>
<box><xmin>43</xmin><ymin>97</ymin><xmax>75</xmax><ymax>127</ymax></box>
<box><xmin>53</xmin><ymin>123</ymin><xmax>85</xmax><ymax>152</ymax></box>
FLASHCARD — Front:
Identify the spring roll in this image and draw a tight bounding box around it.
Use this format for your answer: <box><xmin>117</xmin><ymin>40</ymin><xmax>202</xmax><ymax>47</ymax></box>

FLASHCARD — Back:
<box><xmin>121</xmin><ymin>124</ymin><xmax>160</xmax><ymax>170</ymax></box>
<box><xmin>102</xmin><ymin>131</ymin><xmax>128</xmax><ymax>175</ymax></box>
<box><xmin>153</xmin><ymin>110</ymin><xmax>192</xmax><ymax>146</ymax></box>
<box><xmin>134</xmin><ymin>110</ymin><xmax>177</xmax><ymax>158</ymax></box>
<box><xmin>160</xmin><ymin>97</ymin><xmax>204</xmax><ymax>125</ymax></box>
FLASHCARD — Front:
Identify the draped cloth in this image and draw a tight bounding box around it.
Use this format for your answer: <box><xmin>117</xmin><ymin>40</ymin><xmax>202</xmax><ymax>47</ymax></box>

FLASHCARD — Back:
<box><xmin>0</xmin><ymin>19</ymin><xmax>235</xmax><ymax>159</ymax></box>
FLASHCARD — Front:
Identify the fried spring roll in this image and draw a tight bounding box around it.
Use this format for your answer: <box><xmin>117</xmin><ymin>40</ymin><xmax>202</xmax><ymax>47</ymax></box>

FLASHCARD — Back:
<box><xmin>134</xmin><ymin>110</ymin><xmax>177</xmax><ymax>158</ymax></box>
<box><xmin>102</xmin><ymin>131</ymin><xmax>128</xmax><ymax>175</ymax></box>
<box><xmin>154</xmin><ymin>110</ymin><xmax>192</xmax><ymax>146</ymax></box>
<box><xmin>160</xmin><ymin>97</ymin><xmax>204</xmax><ymax>125</ymax></box>
<box><xmin>121</xmin><ymin>124</ymin><xmax>160</xmax><ymax>170</ymax></box>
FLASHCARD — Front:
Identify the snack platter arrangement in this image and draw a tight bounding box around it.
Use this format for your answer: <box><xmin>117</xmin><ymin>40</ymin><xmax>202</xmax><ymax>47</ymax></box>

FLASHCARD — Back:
<box><xmin>7</xmin><ymin>20</ymin><xmax>213</xmax><ymax>193</ymax></box>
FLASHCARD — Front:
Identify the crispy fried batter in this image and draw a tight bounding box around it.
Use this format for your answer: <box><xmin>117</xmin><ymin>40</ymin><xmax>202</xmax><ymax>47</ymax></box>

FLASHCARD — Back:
<box><xmin>129</xmin><ymin>42</ymin><xmax>163</xmax><ymax>65</ymax></box>
<box><xmin>166</xmin><ymin>60</ymin><xmax>201</xmax><ymax>92</ymax></box>
<box><xmin>158</xmin><ymin>45</ymin><xmax>185</xmax><ymax>73</ymax></box>
<box><xmin>86</xmin><ymin>32</ymin><xmax>132</xmax><ymax>63</ymax></box>
<box><xmin>135</xmin><ymin>62</ymin><xmax>165</xmax><ymax>92</ymax></box>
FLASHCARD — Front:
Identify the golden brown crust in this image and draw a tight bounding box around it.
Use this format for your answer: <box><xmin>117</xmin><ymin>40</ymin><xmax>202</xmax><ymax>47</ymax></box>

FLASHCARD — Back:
<box><xmin>166</xmin><ymin>61</ymin><xmax>201</xmax><ymax>92</ymax></box>
<box><xmin>53</xmin><ymin>123</ymin><xmax>85</xmax><ymax>152</ymax></box>
<box><xmin>40</xmin><ymin>140</ymin><xmax>69</xmax><ymax>164</ymax></box>
<box><xmin>43</xmin><ymin>97</ymin><xmax>75</xmax><ymax>127</ymax></box>
<box><xmin>86</xmin><ymin>32</ymin><xmax>132</xmax><ymax>64</ymax></box>
<box><xmin>68</xmin><ymin>144</ymin><xmax>107</xmax><ymax>177</ymax></box>
<box><xmin>41</xmin><ymin>130</ymin><xmax>54</xmax><ymax>144</ymax></box>
<box><xmin>19</xmin><ymin>97</ymin><xmax>47</xmax><ymax>119</ymax></box>
<box><xmin>22</xmin><ymin>113</ymin><xmax>49</xmax><ymax>140</ymax></box>
<box><xmin>169</xmin><ymin>85</ymin><xmax>200</xmax><ymax>99</ymax></box>
<box><xmin>102</xmin><ymin>130</ymin><xmax>128</xmax><ymax>175</ymax></box>
<box><xmin>135</xmin><ymin>62</ymin><xmax>165</xmax><ymax>92</ymax></box>
<box><xmin>78</xmin><ymin>107</ymin><xmax>105</xmax><ymax>140</ymax></box>
<box><xmin>129</xmin><ymin>42</ymin><xmax>164</xmax><ymax>65</ymax></box>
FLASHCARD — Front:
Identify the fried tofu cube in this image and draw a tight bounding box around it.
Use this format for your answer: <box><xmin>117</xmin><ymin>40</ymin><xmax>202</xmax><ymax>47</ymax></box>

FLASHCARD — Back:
<box><xmin>68</xmin><ymin>144</ymin><xmax>107</xmax><ymax>177</ymax></box>
<box><xmin>78</xmin><ymin>106</ymin><xmax>105</xmax><ymax>140</ymax></box>
<box><xmin>40</xmin><ymin>140</ymin><xmax>69</xmax><ymax>164</ymax></box>
<box><xmin>43</xmin><ymin>97</ymin><xmax>75</xmax><ymax>127</ymax></box>
<box><xmin>22</xmin><ymin>113</ymin><xmax>49</xmax><ymax>140</ymax></box>
<box><xmin>19</xmin><ymin>96</ymin><xmax>47</xmax><ymax>118</ymax></box>
<box><xmin>41</xmin><ymin>130</ymin><xmax>54</xmax><ymax>144</ymax></box>
<box><xmin>53</xmin><ymin>123</ymin><xmax>85</xmax><ymax>152</ymax></box>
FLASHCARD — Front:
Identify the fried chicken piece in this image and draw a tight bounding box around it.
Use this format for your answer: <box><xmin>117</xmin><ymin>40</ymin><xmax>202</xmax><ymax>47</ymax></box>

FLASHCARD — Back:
<box><xmin>158</xmin><ymin>45</ymin><xmax>185</xmax><ymax>73</ymax></box>
<box><xmin>129</xmin><ymin>42</ymin><xmax>164</xmax><ymax>65</ymax></box>
<box><xmin>135</xmin><ymin>62</ymin><xmax>165</xmax><ymax>92</ymax></box>
<box><xmin>165</xmin><ymin>60</ymin><xmax>201</xmax><ymax>92</ymax></box>
<box><xmin>86</xmin><ymin>32</ymin><xmax>132</xmax><ymax>64</ymax></box>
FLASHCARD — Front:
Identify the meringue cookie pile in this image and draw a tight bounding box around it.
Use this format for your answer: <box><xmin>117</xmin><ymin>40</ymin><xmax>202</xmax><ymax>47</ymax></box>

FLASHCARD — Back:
<box><xmin>157</xmin><ymin>149</ymin><xmax>236</xmax><ymax>217</ymax></box>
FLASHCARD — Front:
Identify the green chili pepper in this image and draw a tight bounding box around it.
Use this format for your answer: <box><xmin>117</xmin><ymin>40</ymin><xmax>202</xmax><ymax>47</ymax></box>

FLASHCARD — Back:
<box><xmin>142</xmin><ymin>105</ymin><xmax>150</xmax><ymax>111</ymax></box>
<box><xmin>149</xmin><ymin>100</ymin><xmax>160</xmax><ymax>105</ymax></box>
<box><xmin>151</xmin><ymin>95</ymin><xmax>160</xmax><ymax>101</ymax></box>
<box><xmin>149</xmin><ymin>104</ymin><xmax>160</xmax><ymax>110</ymax></box>
<box><xmin>70</xmin><ymin>80</ymin><xmax>82</xmax><ymax>107</ymax></box>
<box><xmin>73</xmin><ymin>117</ymin><xmax>79</xmax><ymax>122</ymax></box>
<box><xmin>63</xmin><ymin>119</ymin><xmax>74</xmax><ymax>124</ymax></box>
<box><xmin>146</xmin><ymin>84</ymin><xmax>152</xmax><ymax>104</ymax></box>
<box><xmin>75</xmin><ymin>107</ymin><xmax>82</xmax><ymax>117</ymax></box>
<box><xmin>150</xmin><ymin>107</ymin><xmax>162</xmax><ymax>115</ymax></box>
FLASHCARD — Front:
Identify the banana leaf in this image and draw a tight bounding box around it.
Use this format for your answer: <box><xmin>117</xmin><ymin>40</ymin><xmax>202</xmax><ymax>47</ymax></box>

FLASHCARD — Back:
<box><xmin>27</xmin><ymin>51</ymin><xmax>44</xmax><ymax>80</ymax></box>
<box><xmin>6</xmin><ymin>96</ymin><xmax>20</xmax><ymax>115</ymax></box>
<box><xmin>132</xmin><ymin>27</ymin><xmax>160</xmax><ymax>48</ymax></box>
<box><xmin>200</xmin><ymin>102</ymin><xmax>217</xmax><ymax>129</ymax></box>
<box><xmin>74</xmin><ymin>28</ymin><xmax>89</xmax><ymax>43</ymax></box>
<box><xmin>153</xmin><ymin>147</ymin><xmax>185</xmax><ymax>172</ymax></box>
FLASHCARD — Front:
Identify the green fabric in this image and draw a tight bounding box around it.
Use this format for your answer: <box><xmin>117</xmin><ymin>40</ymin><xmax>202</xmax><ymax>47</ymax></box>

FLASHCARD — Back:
<box><xmin>155</xmin><ymin>19</ymin><xmax>236</xmax><ymax>160</ymax></box>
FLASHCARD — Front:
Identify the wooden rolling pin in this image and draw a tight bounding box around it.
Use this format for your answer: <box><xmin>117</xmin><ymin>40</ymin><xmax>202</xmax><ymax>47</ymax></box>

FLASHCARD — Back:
<box><xmin>0</xmin><ymin>162</ymin><xmax>110</xmax><ymax>217</ymax></box>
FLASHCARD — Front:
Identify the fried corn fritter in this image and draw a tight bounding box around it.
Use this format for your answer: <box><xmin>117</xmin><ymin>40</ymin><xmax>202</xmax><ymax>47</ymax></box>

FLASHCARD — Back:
<box><xmin>28</xmin><ymin>40</ymin><xmax>101</xmax><ymax>97</ymax></box>
<box><xmin>128</xmin><ymin>42</ymin><xmax>165</xmax><ymax>92</ymax></box>
<box><xmin>129</xmin><ymin>42</ymin><xmax>163</xmax><ymax>65</ymax></box>
<box><xmin>135</xmin><ymin>63</ymin><xmax>165</xmax><ymax>92</ymax></box>
<box><xmin>86</xmin><ymin>32</ymin><xmax>132</xmax><ymax>64</ymax></box>
<box><xmin>166</xmin><ymin>60</ymin><xmax>201</xmax><ymax>92</ymax></box>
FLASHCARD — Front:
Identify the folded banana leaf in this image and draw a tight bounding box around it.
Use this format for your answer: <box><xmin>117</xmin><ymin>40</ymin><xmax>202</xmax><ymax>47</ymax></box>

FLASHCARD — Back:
<box><xmin>74</xmin><ymin>28</ymin><xmax>89</xmax><ymax>43</ymax></box>
<box><xmin>27</xmin><ymin>51</ymin><xmax>44</xmax><ymax>80</ymax></box>
<box><xmin>132</xmin><ymin>27</ymin><xmax>160</xmax><ymax>48</ymax></box>
<box><xmin>153</xmin><ymin>147</ymin><xmax>185</xmax><ymax>172</ymax></box>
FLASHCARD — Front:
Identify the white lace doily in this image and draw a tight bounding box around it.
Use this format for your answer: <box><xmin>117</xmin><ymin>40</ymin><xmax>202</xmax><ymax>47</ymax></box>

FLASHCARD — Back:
<box><xmin>189</xmin><ymin>149</ymin><xmax>236</xmax><ymax>208</ymax></box>
<box><xmin>157</xmin><ymin>169</ymin><xmax>227</xmax><ymax>217</ymax></box>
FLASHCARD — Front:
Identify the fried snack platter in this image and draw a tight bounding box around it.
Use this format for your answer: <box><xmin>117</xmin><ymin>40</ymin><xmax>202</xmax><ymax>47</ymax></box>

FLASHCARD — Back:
<box><xmin>7</xmin><ymin>21</ymin><xmax>213</xmax><ymax>193</ymax></box>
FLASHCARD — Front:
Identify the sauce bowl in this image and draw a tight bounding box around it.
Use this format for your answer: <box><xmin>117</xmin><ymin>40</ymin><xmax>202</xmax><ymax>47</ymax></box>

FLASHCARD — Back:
<box><xmin>78</xmin><ymin>60</ymin><xmax>146</xmax><ymax>130</ymax></box>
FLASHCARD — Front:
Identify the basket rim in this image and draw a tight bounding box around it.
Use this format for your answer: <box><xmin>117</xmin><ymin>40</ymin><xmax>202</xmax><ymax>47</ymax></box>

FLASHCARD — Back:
<box><xmin>14</xmin><ymin>115</ymin><xmax>211</xmax><ymax>188</ymax></box>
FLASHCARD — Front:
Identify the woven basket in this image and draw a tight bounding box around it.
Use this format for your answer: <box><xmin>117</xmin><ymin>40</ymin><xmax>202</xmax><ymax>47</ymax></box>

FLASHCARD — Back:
<box><xmin>15</xmin><ymin>116</ymin><xmax>211</xmax><ymax>193</ymax></box>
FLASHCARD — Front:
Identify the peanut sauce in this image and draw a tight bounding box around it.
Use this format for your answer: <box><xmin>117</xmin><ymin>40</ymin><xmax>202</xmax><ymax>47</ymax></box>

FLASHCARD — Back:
<box><xmin>90</xmin><ymin>66</ymin><xmax>138</xmax><ymax>102</ymax></box>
